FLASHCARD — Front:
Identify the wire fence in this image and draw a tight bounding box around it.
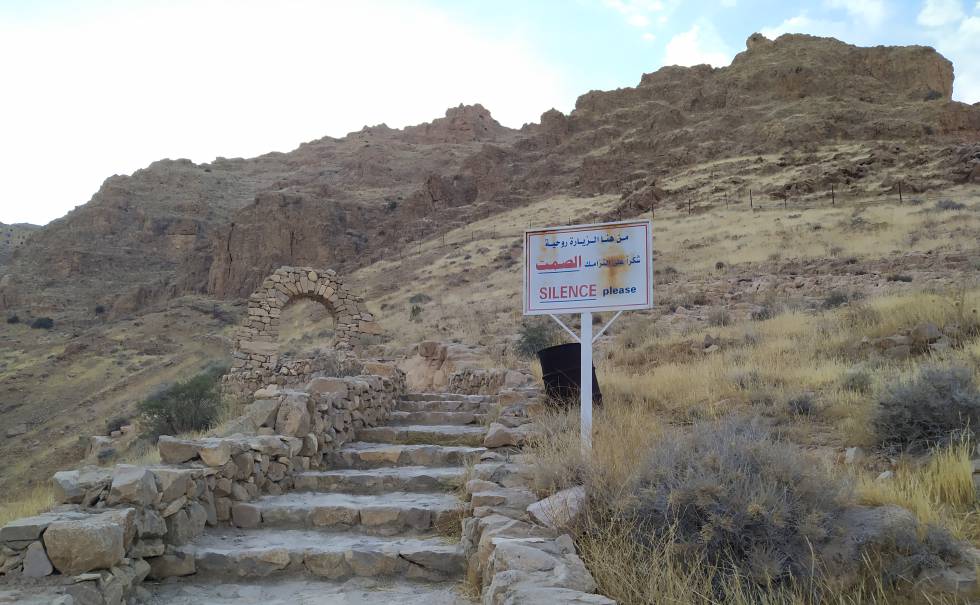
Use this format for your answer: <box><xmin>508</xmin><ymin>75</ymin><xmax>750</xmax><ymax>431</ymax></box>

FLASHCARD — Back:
<box><xmin>379</xmin><ymin>184</ymin><xmax>974</xmax><ymax>260</ymax></box>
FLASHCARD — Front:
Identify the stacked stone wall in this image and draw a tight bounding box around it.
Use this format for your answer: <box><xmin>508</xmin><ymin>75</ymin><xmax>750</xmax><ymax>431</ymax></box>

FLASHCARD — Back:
<box><xmin>224</xmin><ymin>266</ymin><xmax>383</xmax><ymax>398</ymax></box>
<box><xmin>0</xmin><ymin>365</ymin><xmax>405</xmax><ymax>603</ymax></box>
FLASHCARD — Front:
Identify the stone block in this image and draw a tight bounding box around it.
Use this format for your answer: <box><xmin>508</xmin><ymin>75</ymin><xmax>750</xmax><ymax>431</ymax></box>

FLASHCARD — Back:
<box><xmin>43</xmin><ymin>514</ymin><xmax>125</xmax><ymax>575</ymax></box>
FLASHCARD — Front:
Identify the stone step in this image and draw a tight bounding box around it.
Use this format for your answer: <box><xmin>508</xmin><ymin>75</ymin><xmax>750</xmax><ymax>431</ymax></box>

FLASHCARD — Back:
<box><xmin>395</xmin><ymin>399</ymin><xmax>494</xmax><ymax>414</ymax></box>
<box><xmin>240</xmin><ymin>491</ymin><xmax>464</xmax><ymax>535</ymax></box>
<box><xmin>400</xmin><ymin>393</ymin><xmax>494</xmax><ymax>403</ymax></box>
<box><xmin>145</xmin><ymin>577</ymin><xmax>475</xmax><ymax>604</ymax></box>
<box><xmin>357</xmin><ymin>425</ymin><xmax>486</xmax><ymax>447</ymax></box>
<box><xmin>388</xmin><ymin>410</ymin><xmax>487</xmax><ymax>426</ymax></box>
<box><xmin>181</xmin><ymin>528</ymin><xmax>465</xmax><ymax>581</ymax></box>
<box><xmin>294</xmin><ymin>466</ymin><xmax>466</xmax><ymax>494</ymax></box>
<box><xmin>328</xmin><ymin>442</ymin><xmax>486</xmax><ymax>469</ymax></box>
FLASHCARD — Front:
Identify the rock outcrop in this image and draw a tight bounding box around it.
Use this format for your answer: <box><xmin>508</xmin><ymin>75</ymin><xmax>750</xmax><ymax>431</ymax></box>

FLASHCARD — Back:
<box><xmin>2</xmin><ymin>33</ymin><xmax>978</xmax><ymax>323</ymax></box>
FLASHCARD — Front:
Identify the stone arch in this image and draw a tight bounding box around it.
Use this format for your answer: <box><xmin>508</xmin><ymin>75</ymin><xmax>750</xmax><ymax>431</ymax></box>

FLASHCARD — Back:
<box><xmin>225</xmin><ymin>266</ymin><xmax>381</xmax><ymax>395</ymax></box>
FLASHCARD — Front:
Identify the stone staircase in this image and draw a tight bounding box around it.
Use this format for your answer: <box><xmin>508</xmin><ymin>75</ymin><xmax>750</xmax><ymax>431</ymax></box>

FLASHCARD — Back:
<box><xmin>145</xmin><ymin>392</ymin><xmax>494</xmax><ymax>604</ymax></box>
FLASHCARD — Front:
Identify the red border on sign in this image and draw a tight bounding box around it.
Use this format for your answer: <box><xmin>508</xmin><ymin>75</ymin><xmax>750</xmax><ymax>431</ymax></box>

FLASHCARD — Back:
<box><xmin>524</xmin><ymin>220</ymin><xmax>652</xmax><ymax>314</ymax></box>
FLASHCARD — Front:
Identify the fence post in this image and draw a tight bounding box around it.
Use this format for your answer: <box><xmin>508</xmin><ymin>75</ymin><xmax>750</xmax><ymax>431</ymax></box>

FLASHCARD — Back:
<box><xmin>831</xmin><ymin>184</ymin><xmax>835</xmax><ymax>207</ymax></box>
<box><xmin>749</xmin><ymin>189</ymin><xmax>754</xmax><ymax>209</ymax></box>
<box><xmin>688</xmin><ymin>199</ymin><xmax>692</xmax><ymax>215</ymax></box>
<box><xmin>898</xmin><ymin>181</ymin><xmax>903</xmax><ymax>205</ymax></box>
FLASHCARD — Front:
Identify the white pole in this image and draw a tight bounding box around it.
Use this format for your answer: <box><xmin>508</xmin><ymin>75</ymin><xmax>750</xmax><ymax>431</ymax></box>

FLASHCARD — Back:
<box><xmin>580</xmin><ymin>311</ymin><xmax>593</xmax><ymax>456</ymax></box>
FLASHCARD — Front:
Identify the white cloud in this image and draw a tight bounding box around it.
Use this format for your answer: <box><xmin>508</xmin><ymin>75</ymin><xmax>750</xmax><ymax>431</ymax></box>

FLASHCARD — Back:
<box><xmin>642</xmin><ymin>32</ymin><xmax>656</xmax><ymax>41</ymax></box>
<box><xmin>603</xmin><ymin>0</ymin><xmax>669</xmax><ymax>28</ymax></box>
<box><xmin>825</xmin><ymin>0</ymin><xmax>887</xmax><ymax>27</ymax></box>
<box><xmin>0</xmin><ymin>0</ymin><xmax>572</xmax><ymax>225</ymax></box>
<box><xmin>663</xmin><ymin>23</ymin><xmax>734</xmax><ymax>67</ymax></box>
<box><xmin>932</xmin><ymin>16</ymin><xmax>980</xmax><ymax>102</ymax></box>
<box><xmin>917</xmin><ymin>0</ymin><xmax>965</xmax><ymax>27</ymax></box>
<box><xmin>721</xmin><ymin>0</ymin><xmax>737</xmax><ymax>6</ymax></box>
<box><xmin>760</xmin><ymin>13</ymin><xmax>850</xmax><ymax>40</ymax></box>
<box><xmin>627</xmin><ymin>13</ymin><xmax>650</xmax><ymax>27</ymax></box>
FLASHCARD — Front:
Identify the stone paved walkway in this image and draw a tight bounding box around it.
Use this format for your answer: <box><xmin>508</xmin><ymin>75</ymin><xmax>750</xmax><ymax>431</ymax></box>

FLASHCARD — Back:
<box><xmin>145</xmin><ymin>392</ymin><xmax>494</xmax><ymax>604</ymax></box>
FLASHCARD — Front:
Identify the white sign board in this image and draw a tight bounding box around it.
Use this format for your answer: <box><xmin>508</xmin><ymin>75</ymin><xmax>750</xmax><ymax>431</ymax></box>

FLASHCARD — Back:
<box><xmin>523</xmin><ymin>219</ymin><xmax>653</xmax><ymax>315</ymax></box>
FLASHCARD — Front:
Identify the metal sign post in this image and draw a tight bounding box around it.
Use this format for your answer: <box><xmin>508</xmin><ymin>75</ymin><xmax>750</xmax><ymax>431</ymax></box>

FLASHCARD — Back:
<box><xmin>523</xmin><ymin>219</ymin><xmax>653</xmax><ymax>457</ymax></box>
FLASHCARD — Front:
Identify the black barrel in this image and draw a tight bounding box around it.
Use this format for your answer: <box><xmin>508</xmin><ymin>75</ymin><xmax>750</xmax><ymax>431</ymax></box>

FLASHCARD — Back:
<box><xmin>536</xmin><ymin>343</ymin><xmax>602</xmax><ymax>407</ymax></box>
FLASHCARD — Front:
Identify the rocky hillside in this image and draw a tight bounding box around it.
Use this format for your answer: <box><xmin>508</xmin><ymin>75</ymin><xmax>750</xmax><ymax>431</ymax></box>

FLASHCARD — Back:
<box><xmin>1</xmin><ymin>33</ymin><xmax>978</xmax><ymax>322</ymax></box>
<box><xmin>0</xmin><ymin>223</ymin><xmax>39</xmax><ymax>265</ymax></box>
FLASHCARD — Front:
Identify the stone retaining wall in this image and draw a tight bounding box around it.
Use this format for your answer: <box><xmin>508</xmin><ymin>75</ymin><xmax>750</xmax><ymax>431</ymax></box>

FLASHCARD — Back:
<box><xmin>468</xmin><ymin>387</ymin><xmax>616</xmax><ymax>604</ymax></box>
<box><xmin>0</xmin><ymin>365</ymin><xmax>405</xmax><ymax>604</ymax></box>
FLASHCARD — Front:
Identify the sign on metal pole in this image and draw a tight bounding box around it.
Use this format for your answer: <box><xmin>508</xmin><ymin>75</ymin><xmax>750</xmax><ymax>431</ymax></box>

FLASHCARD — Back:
<box><xmin>523</xmin><ymin>219</ymin><xmax>653</xmax><ymax>455</ymax></box>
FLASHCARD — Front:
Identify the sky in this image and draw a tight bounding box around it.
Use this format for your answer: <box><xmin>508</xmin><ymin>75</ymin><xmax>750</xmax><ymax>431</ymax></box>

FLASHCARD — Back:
<box><xmin>1</xmin><ymin>0</ymin><xmax>978</xmax><ymax>225</ymax></box>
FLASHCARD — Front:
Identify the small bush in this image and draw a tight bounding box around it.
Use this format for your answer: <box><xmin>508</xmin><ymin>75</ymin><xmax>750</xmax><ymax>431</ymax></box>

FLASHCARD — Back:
<box><xmin>139</xmin><ymin>364</ymin><xmax>228</xmax><ymax>438</ymax></box>
<box><xmin>409</xmin><ymin>304</ymin><xmax>423</xmax><ymax>322</ymax></box>
<box><xmin>5</xmin><ymin>315</ymin><xmax>19</xmax><ymax>324</ymax></box>
<box><xmin>842</xmin><ymin>367</ymin><xmax>873</xmax><ymax>394</ymax></box>
<box><xmin>886</xmin><ymin>274</ymin><xmax>913</xmax><ymax>283</ymax></box>
<box><xmin>822</xmin><ymin>291</ymin><xmax>849</xmax><ymax>309</ymax></box>
<box><xmin>105</xmin><ymin>416</ymin><xmax>130</xmax><ymax>435</ymax></box>
<box><xmin>408</xmin><ymin>293</ymin><xmax>432</xmax><ymax>305</ymax></box>
<box><xmin>934</xmin><ymin>199</ymin><xmax>965</xmax><ymax>211</ymax></box>
<box><xmin>875</xmin><ymin>366</ymin><xmax>980</xmax><ymax>451</ymax></box>
<box><xmin>30</xmin><ymin>317</ymin><xmax>54</xmax><ymax>330</ymax></box>
<box><xmin>515</xmin><ymin>317</ymin><xmax>564</xmax><ymax>358</ymax></box>
<box><xmin>787</xmin><ymin>392</ymin><xmax>817</xmax><ymax>415</ymax></box>
<box><xmin>596</xmin><ymin>417</ymin><xmax>846</xmax><ymax>589</ymax></box>
<box><xmin>94</xmin><ymin>305</ymin><xmax>106</xmax><ymax>315</ymax></box>
<box><xmin>707</xmin><ymin>308</ymin><xmax>731</xmax><ymax>327</ymax></box>
<box><xmin>714</xmin><ymin>261</ymin><xmax>725</xmax><ymax>270</ymax></box>
<box><xmin>750</xmin><ymin>305</ymin><xmax>776</xmax><ymax>321</ymax></box>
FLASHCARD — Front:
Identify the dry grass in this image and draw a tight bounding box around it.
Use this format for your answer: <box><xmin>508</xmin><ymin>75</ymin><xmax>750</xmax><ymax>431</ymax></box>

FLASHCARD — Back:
<box><xmin>857</xmin><ymin>440</ymin><xmax>978</xmax><ymax>542</ymax></box>
<box><xmin>0</xmin><ymin>485</ymin><xmax>54</xmax><ymax>528</ymax></box>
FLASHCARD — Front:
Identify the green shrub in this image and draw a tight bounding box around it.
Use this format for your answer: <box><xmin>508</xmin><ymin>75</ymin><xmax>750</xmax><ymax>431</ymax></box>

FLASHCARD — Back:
<box><xmin>934</xmin><ymin>199</ymin><xmax>965</xmax><ymax>211</ymax></box>
<box><xmin>750</xmin><ymin>305</ymin><xmax>776</xmax><ymax>321</ymax></box>
<box><xmin>94</xmin><ymin>305</ymin><xmax>106</xmax><ymax>315</ymax></box>
<box><xmin>787</xmin><ymin>392</ymin><xmax>816</xmax><ymax>415</ymax></box>
<box><xmin>408</xmin><ymin>293</ymin><xmax>432</xmax><ymax>305</ymax></box>
<box><xmin>30</xmin><ymin>317</ymin><xmax>54</xmax><ymax>330</ymax></box>
<box><xmin>515</xmin><ymin>317</ymin><xmax>564</xmax><ymax>358</ymax></box>
<box><xmin>5</xmin><ymin>315</ymin><xmax>19</xmax><ymax>324</ymax></box>
<box><xmin>105</xmin><ymin>416</ymin><xmax>130</xmax><ymax>435</ymax></box>
<box><xmin>139</xmin><ymin>364</ymin><xmax>228</xmax><ymax>438</ymax></box>
<box><xmin>842</xmin><ymin>367</ymin><xmax>873</xmax><ymax>394</ymax></box>
<box><xmin>597</xmin><ymin>417</ymin><xmax>846</xmax><ymax>588</ymax></box>
<box><xmin>874</xmin><ymin>366</ymin><xmax>980</xmax><ymax>451</ymax></box>
<box><xmin>822</xmin><ymin>291</ymin><xmax>849</xmax><ymax>309</ymax></box>
<box><xmin>886</xmin><ymin>274</ymin><xmax>913</xmax><ymax>283</ymax></box>
<box><xmin>409</xmin><ymin>304</ymin><xmax>423</xmax><ymax>322</ymax></box>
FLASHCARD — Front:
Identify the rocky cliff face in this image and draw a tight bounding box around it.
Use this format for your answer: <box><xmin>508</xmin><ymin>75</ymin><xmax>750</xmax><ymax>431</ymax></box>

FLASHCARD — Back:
<box><xmin>0</xmin><ymin>223</ymin><xmax>39</xmax><ymax>266</ymax></box>
<box><xmin>2</xmin><ymin>33</ymin><xmax>978</xmax><ymax>319</ymax></box>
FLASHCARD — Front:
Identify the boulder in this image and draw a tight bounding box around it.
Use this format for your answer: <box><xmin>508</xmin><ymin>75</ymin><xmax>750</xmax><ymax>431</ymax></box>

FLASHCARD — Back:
<box><xmin>147</xmin><ymin>552</ymin><xmax>195</xmax><ymax>579</ymax></box>
<box><xmin>157</xmin><ymin>436</ymin><xmax>199</xmax><ymax>464</ymax></box>
<box><xmin>198</xmin><ymin>440</ymin><xmax>233</xmax><ymax>467</ymax></box>
<box><xmin>275</xmin><ymin>395</ymin><xmax>312</xmax><ymax>437</ymax></box>
<box><xmin>231</xmin><ymin>503</ymin><xmax>262</xmax><ymax>529</ymax></box>
<box><xmin>244</xmin><ymin>399</ymin><xmax>281</xmax><ymax>428</ymax></box>
<box><xmin>52</xmin><ymin>467</ymin><xmax>112</xmax><ymax>504</ymax></box>
<box><xmin>22</xmin><ymin>541</ymin><xmax>53</xmax><ymax>577</ymax></box>
<box><xmin>43</xmin><ymin>514</ymin><xmax>125</xmax><ymax>575</ymax></box>
<box><xmin>108</xmin><ymin>465</ymin><xmax>159</xmax><ymax>506</ymax></box>
<box><xmin>527</xmin><ymin>486</ymin><xmax>586</xmax><ymax>529</ymax></box>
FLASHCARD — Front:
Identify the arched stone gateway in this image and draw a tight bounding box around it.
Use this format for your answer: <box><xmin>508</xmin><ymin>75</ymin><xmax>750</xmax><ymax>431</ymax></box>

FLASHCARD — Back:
<box><xmin>224</xmin><ymin>266</ymin><xmax>382</xmax><ymax>396</ymax></box>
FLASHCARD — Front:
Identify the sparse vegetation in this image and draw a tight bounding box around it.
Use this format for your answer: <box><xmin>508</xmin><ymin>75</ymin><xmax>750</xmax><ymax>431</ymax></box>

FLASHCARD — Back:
<box><xmin>5</xmin><ymin>314</ymin><xmax>19</xmax><ymax>324</ymax></box>
<box><xmin>934</xmin><ymin>199</ymin><xmax>966</xmax><ymax>211</ymax></box>
<box><xmin>138</xmin><ymin>364</ymin><xmax>228</xmax><ymax>438</ymax></box>
<box><xmin>823</xmin><ymin>291</ymin><xmax>849</xmax><ymax>309</ymax></box>
<box><xmin>29</xmin><ymin>316</ymin><xmax>54</xmax><ymax>329</ymax></box>
<box><xmin>515</xmin><ymin>317</ymin><xmax>564</xmax><ymax>358</ymax></box>
<box><xmin>874</xmin><ymin>366</ymin><xmax>980</xmax><ymax>451</ymax></box>
<box><xmin>94</xmin><ymin>304</ymin><xmax>106</xmax><ymax>315</ymax></box>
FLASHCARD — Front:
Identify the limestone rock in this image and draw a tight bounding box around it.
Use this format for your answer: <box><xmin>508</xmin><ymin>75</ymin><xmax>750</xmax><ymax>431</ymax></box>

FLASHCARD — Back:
<box><xmin>52</xmin><ymin>467</ymin><xmax>112</xmax><ymax>504</ymax></box>
<box><xmin>22</xmin><ymin>540</ymin><xmax>53</xmax><ymax>577</ymax></box>
<box><xmin>275</xmin><ymin>394</ymin><xmax>312</xmax><ymax>437</ymax></box>
<box><xmin>157</xmin><ymin>436</ymin><xmax>199</xmax><ymax>464</ymax></box>
<box><xmin>108</xmin><ymin>465</ymin><xmax>159</xmax><ymax>506</ymax></box>
<box><xmin>527</xmin><ymin>486</ymin><xmax>586</xmax><ymax>529</ymax></box>
<box><xmin>147</xmin><ymin>552</ymin><xmax>195</xmax><ymax>579</ymax></box>
<box><xmin>244</xmin><ymin>399</ymin><xmax>281</xmax><ymax>428</ymax></box>
<box><xmin>43</xmin><ymin>514</ymin><xmax>125</xmax><ymax>575</ymax></box>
